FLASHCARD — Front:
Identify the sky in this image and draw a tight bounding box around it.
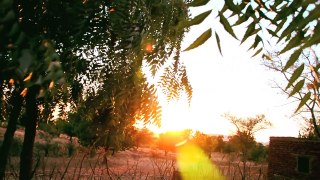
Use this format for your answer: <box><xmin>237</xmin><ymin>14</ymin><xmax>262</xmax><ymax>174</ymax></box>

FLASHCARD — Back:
<box><xmin>151</xmin><ymin>1</ymin><xmax>302</xmax><ymax>143</ymax></box>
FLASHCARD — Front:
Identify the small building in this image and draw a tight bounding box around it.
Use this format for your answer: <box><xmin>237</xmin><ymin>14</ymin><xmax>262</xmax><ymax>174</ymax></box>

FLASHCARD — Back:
<box><xmin>268</xmin><ymin>137</ymin><xmax>320</xmax><ymax>179</ymax></box>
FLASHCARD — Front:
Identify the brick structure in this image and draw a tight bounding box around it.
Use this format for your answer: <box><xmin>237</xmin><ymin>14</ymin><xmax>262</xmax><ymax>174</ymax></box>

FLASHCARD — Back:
<box><xmin>268</xmin><ymin>137</ymin><xmax>320</xmax><ymax>179</ymax></box>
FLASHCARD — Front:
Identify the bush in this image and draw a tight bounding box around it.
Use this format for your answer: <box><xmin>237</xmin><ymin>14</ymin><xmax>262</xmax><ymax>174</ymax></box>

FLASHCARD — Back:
<box><xmin>34</xmin><ymin>142</ymin><xmax>64</xmax><ymax>157</ymax></box>
<box><xmin>10</xmin><ymin>138</ymin><xmax>23</xmax><ymax>156</ymax></box>
<box><xmin>249</xmin><ymin>143</ymin><xmax>268</xmax><ymax>163</ymax></box>
<box><xmin>65</xmin><ymin>143</ymin><xmax>77</xmax><ymax>157</ymax></box>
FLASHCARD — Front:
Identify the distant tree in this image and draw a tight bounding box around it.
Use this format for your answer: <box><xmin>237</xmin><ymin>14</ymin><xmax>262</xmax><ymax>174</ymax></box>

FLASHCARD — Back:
<box><xmin>191</xmin><ymin>131</ymin><xmax>217</xmax><ymax>157</ymax></box>
<box><xmin>249</xmin><ymin>143</ymin><xmax>268</xmax><ymax>163</ymax></box>
<box><xmin>133</xmin><ymin>128</ymin><xmax>155</xmax><ymax>148</ymax></box>
<box><xmin>214</xmin><ymin>135</ymin><xmax>225</xmax><ymax>152</ymax></box>
<box><xmin>224</xmin><ymin>113</ymin><xmax>271</xmax><ymax>180</ymax></box>
<box><xmin>159</xmin><ymin>130</ymin><xmax>190</xmax><ymax>155</ymax></box>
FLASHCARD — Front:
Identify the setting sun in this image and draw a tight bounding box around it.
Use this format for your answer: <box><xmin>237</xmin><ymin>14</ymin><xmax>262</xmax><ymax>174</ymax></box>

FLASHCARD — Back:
<box><xmin>146</xmin><ymin>95</ymin><xmax>234</xmax><ymax>138</ymax></box>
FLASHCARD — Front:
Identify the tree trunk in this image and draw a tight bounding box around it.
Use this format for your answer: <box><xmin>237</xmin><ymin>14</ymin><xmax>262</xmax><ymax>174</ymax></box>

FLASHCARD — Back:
<box><xmin>19</xmin><ymin>86</ymin><xmax>39</xmax><ymax>180</ymax></box>
<box><xmin>310</xmin><ymin>109</ymin><xmax>320</xmax><ymax>138</ymax></box>
<box><xmin>0</xmin><ymin>90</ymin><xmax>23</xmax><ymax>179</ymax></box>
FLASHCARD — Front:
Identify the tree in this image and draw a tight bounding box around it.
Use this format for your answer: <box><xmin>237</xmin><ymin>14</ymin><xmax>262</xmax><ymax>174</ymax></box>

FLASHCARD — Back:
<box><xmin>159</xmin><ymin>130</ymin><xmax>191</xmax><ymax>155</ymax></box>
<box><xmin>132</xmin><ymin>128</ymin><xmax>155</xmax><ymax>148</ymax></box>
<box><xmin>264</xmin><ymin>51</ymin><xmax>320</xmax><ymax>138</ymax></box>
<box><xmin>224</xmin><ymin>113</ymin><xmax>271</xmax><ymax>180</ymax></box>
<box><xmin>191</xmin><ymin>131</ymin><xmax>217</xmax><ymax>157</ymax></box>
<box><xmin>185</xmin><ymin>0</ymin><xmax>320</xmax><ymax>136</ymax></box>
<box><xmin>0</xmin><ymin>0</ymin><xmax>197</xmax><ymax>179</ymax></box>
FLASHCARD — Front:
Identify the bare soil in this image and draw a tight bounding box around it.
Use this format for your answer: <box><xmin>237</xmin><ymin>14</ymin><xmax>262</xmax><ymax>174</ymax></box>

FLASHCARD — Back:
<box><xmin>1</xmin><ymin>127</ymin><xmax>267</xmax><ymax>179</ymax></box>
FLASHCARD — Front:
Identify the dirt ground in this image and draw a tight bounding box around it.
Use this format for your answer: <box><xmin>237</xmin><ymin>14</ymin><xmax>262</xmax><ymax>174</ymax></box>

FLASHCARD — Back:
<box><xmin>1</xmin><ymin>127</ymin><xmax>267</xmax><ymax>179</ymax></box>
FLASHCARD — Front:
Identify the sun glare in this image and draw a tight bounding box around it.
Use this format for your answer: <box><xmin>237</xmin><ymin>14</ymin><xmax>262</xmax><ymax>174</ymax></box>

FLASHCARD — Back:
<box><xmin>145</xmin><ymin>96</ymin><xmax>233</xmax><ymax>137</ymax></box>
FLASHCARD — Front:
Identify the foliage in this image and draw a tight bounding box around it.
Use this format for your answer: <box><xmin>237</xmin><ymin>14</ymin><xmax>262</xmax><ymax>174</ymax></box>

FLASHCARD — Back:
<box><xmin>158</xmin><ymin>130</ymin><xmax>190</xmax><ymax>154</ymax></box>
<box><xmin>298</xmin><ymin>117</ymin><xmax>320</xmax><ymax>139</ymax></box>
<box><xmin>0</xmin><ymin>0</ymin><xmax>198</xmax><ymax>177</ymax></box>
<box><xmin>131</xmin><ymin>128</ymin><xmax>155</xmax><ymax>148</ymax></box>
<box><xmin>185</xmin><ymin>0</ymin><xmax>320</xmax><ymax>136</ymax></box>
<box><xmin>9</xmin><ymin>138</ymin><xmax>23</xmax><ymax>156</ymax></box>
<box><xmin>264</xmin><ymin>51</ymin><xmax>320</xmax><ymax>137</ymax></box>
<box><xmin>37</xmin><ymin>122</ymin><xmax>59</xmax><ymax>137</ymax></box>
<box><xmin>249</xmin><ymin>143</ymin><xmax>268</xmax><ymax>163</ymax></box>
<box><xmin>224</xmin><ymin>113</ymin><xmax>271</xmax><ymax>178</ymax></box>
<box><xmin>190</xmin><ymin>131</ymin><xmax>217</xmax><ymax>156</ymax></box>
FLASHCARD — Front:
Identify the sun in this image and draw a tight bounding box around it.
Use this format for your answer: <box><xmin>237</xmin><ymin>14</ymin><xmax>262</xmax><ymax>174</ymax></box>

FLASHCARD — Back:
<box><xmin>146</xmin><ymin>98</ymin><xmax>196</xmax><ymax>135</ymax></box>
<box><xmin>145</xmin><ymin>94</ymin><xmax>235</xmax><ymax>137</ymax></box>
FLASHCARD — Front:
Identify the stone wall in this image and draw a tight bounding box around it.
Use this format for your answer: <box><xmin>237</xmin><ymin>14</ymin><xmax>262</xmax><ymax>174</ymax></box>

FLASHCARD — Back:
<box><xmin>268</xmin><ymin>137</ymin><xmax>320</xmax><ymax>179</ymax></box>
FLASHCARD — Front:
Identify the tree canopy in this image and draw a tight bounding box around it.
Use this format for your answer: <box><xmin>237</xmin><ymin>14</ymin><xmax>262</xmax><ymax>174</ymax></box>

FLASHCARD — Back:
<box><xmin>0</xmin><ymin>0</ymin><xmax>197</xmax><ymax>178</ymax></box>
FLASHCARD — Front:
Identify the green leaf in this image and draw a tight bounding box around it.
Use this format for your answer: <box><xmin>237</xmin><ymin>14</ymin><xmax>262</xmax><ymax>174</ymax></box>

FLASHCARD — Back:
<box><xmin>303</xmin><ymin>6</ymin><xmax>320</xmax><ymax>29</ymax></box>
<box><xmin>274</xmin><ymin>1</ymin><xmax>297</xmax><ymax>21</ymax></box>
<box><xmin>18</xmin><ymin>49</ymin><xmax>34</xmax><ymax>73</ymax></box>
<box><xmin>178</xmin><ymin>10</ymin><xmax>212</xmax><ymax>29</ymax></box>
<box><xmin>8</xmin><ymin>22</ymin><xmax>19</xmax><ymax>37</ymax></box>
<box><xmin>219</xmin><ymin>11</ymin><xmax>237</xmax><ymax>39</ymax></box>
<box><xmin>241</xmin><ymin>23</ymin><xmax>255</xmax><ymax>44</ymax></box>
<box><xmin>225</xmin><ymin>0</ymin><xmax>241</xmax><ymax>13</ymax></box>
<box><xmin>278</xmin><ymin>10</ymin><xmax>304</xmax><ymax>43</ymax></box>
<box><xmin>285</xmin><ymin>64</ymin><xmax>304</xmax><ymax>90</ymax></box>
<box><xmin>289</xmin><ymin>79</ymin><xmax>305</xmax><ymax>97</ymax></box>
<box><xmin>215</xmin><ymin>32</ymin><xmax>222</xmax><ymax>55</ymax></box>
<box><xmin>233</xmin><ymin>14</ymin><xmax>249</xmax><ymax>26</ymax></box>
<box><xmin>188</xmin><ymin>0</ymin><xmax>210</xmax><ymax>7</ymax></box>
<box><xmin>183</xmin><ymin>28</ymin><xmax>212</xmax><ymax>51</ymax></box>
<box><xmin>283</xmin><ymin>49</ymin><xmax>302</xmax><ymax>72</ymax></box>
<box><xmin>264</xmin><ymin>30</ymin><xmax>276</xmax><ymax>41</ymax></box>
<box><xmin>257</xmin><ymin>9</ymin><xmax>272</xmax><ymax>21</ymax></box>
<box><xmin>295</xmin><ymin>92</ymin><xmax>311</xmax><ymax>113</ymax></box>
<box><xmin>251</xmin><ymin>48</ymin><xmax>262</xmax><ymax>57</ymax></box>
<box><xmin>301</xmin><ymin>23</ymin><xmax>320</xmax><ymax>49</ymax></box>
<box><xmin>248</xmin><ymin>35</ymin><xmax>261</xmax><ymax>51</ymax></box>
<box><xmin>274</xmin><ymin>20</ymin><xmax>286</xmax><ymax>34</ymax></box>
<box><xmin>1</xmin><ymin>10</ymin><xmax>15</xmax><ymax>23</ymax></box>
<box><xmin>280</xmin><ymin>31</ymin><xmax>304</xmax><ymax>54</ymax></box>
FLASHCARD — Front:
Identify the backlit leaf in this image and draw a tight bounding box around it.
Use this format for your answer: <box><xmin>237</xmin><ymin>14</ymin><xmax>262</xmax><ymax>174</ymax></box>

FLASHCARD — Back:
<box><xmin>188</xmin><ymin>0</ymin><xmax>210</xmax><ymax>7</ymax></box>
<box><xmin>289</xmin><ymin>79</ymin><xmax>305</xmax><ymax>97</ymax></box>
<box><xmin>301</xmin><ymin>23</ymin><xmax>320</xmax><ymax>49</ymax></box>
<box><xmin>241</xmin><ymin>23</ymin><xmax>255</xmax><ymax>44</ymax></box>
<box><xmin>251</xmin><ymin>48</ymin><xmax>262</xmax><ymax>57</ymax></box>
<box><xmin>248</xmin><ymin>35</ymin><xmax>261</xmax><ymax>51</ymax></box>
<box><xmin>233</xmin><ymin>14</ymin><xmax>249</xmax><ymax>26</ymax></box>
<box><xmin>285</xmin><ymin>64</ymin><xmax>304</xmax><ymax>90</ymax></box>
<box><xmin>178</xmin><ymin>10</ymin><xmax>212</xmax><ymax>29</ymax></box>
<box><xmin>184</xmin><ymin>28</ymin><xmax>212</xmax><ymax>51</ymax></box>
<box><xmin>283</xmin><ymin>49</ymin><xmax>302</xmax><ymax>72</ymax></box>
<box><xmin>219</xmin><ymin>11</ymin><xmax>237</xmax><ymax>39</ymax></box>
<box><xmin>295</xmin><ymin>92</ymin><xmax>311</xmax><ymax>113</ymax></box>
<box><xmin>215</xmin><ymin>32</ymin><xmax>222</xmax><ymax>55</ymax></box>
<box><xmin>280</xmin><ymin>31</ymin><xmax>304</xmax><ymax>54</ymax></box>
<box><xmin>274</xmin><ymin>20</ymin><xmax>286</xmax><ymax>34</ymax></box>
<box><xmin>225</xmin><ymin>0</ymin><xmax>241</xmax><ymax>13</ymax></box>
<box><xmin>278</xmin><ymin>10</ymin><xmax>304</xmax><ymax>43</ymax></box>
<box><xmin>266</xmin><ymin>28</ymin><xmax>278</xmax><ymax>38</ymax></box>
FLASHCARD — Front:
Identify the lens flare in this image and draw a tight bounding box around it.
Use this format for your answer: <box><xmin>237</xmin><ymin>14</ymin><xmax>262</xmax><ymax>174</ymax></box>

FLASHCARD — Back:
<box><xmin>145</xmin><ymin>43</ymin><xmax>153</xmax><ymax>53</ymax></box>
<box><xmin>176</xmin><ymin>143</ymin><xmax>224</xmax><ymax>180</ymax></box>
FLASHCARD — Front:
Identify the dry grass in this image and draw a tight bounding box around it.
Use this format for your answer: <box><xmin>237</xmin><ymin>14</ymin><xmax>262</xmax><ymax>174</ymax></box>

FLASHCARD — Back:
<box><xmin>4</xmin><ymin>148</ymin><xmax>267</xmax><ymax>179</ymax></box>
<box><xmin>1</xmin><ymin>128</ymin><xmax>267</xmax><ymax>179</ymax></box>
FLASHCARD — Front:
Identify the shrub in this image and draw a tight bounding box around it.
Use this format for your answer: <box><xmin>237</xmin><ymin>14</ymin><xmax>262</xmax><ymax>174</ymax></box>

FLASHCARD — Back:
<box><xmin>249</xmin><ymin>143</ymin><xmax>268</xmax><ymax>163</ymax></box>
<box><xmin>65</xmin><ymin>143</ymin><xmax>77</xmax><ymax>157</ymax></box>
<box><xmin>10</xmin><ymin>138</ymin><xmax>23</xmax><ymax>156</ymax></box>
